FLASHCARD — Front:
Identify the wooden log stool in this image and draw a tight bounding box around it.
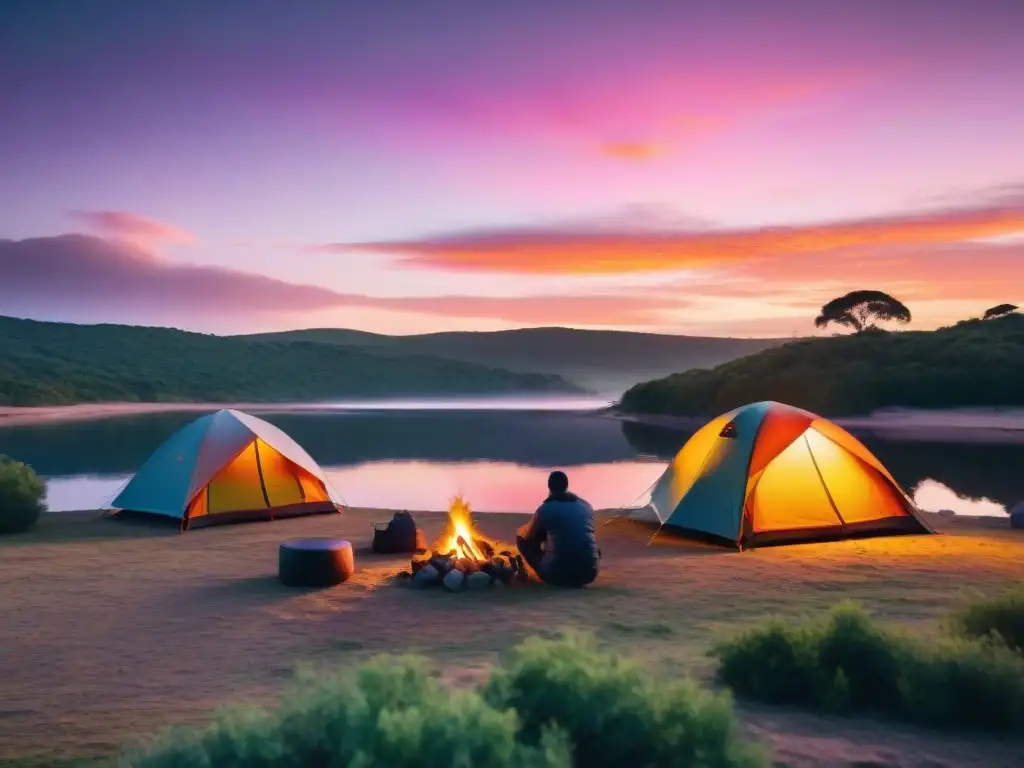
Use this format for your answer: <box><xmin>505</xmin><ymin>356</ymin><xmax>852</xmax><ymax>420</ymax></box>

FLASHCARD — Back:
<box><xmin>279</xmin><ymin>538</ymin><xmax>355</xmax><ymax>587</ymax></box>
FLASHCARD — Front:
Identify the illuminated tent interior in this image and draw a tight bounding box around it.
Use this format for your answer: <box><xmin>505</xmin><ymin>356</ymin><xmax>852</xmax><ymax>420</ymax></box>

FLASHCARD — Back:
<box><xmin>646</xmin><ymin>401</ymin><xmax>932</xmax><ymax>548</ymax></box>
<box><xmin>111</xmin><ymin>409</ymin><xmax>342</xmax><ymax>530</ymax></box>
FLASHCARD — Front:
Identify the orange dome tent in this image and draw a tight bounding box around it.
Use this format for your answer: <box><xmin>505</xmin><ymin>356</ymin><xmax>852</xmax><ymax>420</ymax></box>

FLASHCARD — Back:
<box><xmin>647</xmin><ymin>401</ymin><xmax>933</xmax><ymax>548</ymax></box>
<box><xmin>111</xmin><ymin>409</ymin><xmax>342</xmax><ymax>529</ymax></box>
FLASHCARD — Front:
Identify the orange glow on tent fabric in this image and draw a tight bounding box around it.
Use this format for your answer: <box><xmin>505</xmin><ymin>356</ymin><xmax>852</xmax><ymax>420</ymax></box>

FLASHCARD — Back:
<box><xmin>746</xmin><ymin>434</ymin><xmax>841</xmax><ymax>532</ymax></box>
<box><xmin>667</xmin><ymin>412</ymin><xmax>732</xmax><ymax>510</ymax></box>
<box><xmin>207</xmin><ymin>441</ymin><xmax>266</xmax><ymax>514</ymax></box>
<box><xmin>746</xmin><ymin>407</ymin><xmax>814</xmax><ymax>477</ymax></box>
<box><xmin>201</xmin><ymin>439</ymin><xmax>332</xmax><ymax>514</ymax></box>
<box><xmin>803</xmin><ymin>429</ymin><xmax>907</xmax><ymax>523</ymax></box>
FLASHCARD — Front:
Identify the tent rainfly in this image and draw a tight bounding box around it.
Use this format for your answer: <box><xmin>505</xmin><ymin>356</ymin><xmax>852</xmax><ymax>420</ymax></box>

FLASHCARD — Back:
<box><xmin>111</xmin><ymin>409</ymin><xmax>342</xmax><ymax>529</ymax></box>
<box><xmin>645</xmin><ymin>401</ymin><xmax>932</xmax><ymax>548</ymax></box>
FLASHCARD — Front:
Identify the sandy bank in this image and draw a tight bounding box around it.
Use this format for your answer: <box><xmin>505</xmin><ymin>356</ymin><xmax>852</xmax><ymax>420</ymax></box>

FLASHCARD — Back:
<box><xmin>1</xmin><ymin>507</ymin><xmax>1021</xmax><ymax>767</ymax></box>
<box><xmin>0</xmin><ymin>401</ymin><xmax>352</xmax><ymax>427</ymax></box>
<box><xmin>608</xmin><ymin>406</ymin><xmax>1024</xmax><ymax>444</ymax></box>
<box><xmin>0</xmin><ymin>396</ymin><xmax>611</xmax><ymax>427</ymax></box>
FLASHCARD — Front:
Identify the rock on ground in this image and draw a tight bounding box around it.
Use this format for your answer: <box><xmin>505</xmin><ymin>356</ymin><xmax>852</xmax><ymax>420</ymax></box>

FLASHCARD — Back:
<box><xmin>443</xmin><ymin>568</ymin><xmax>465</xmax><ymax>591</ymax></box>
<box><xmin>466</xmin><ymin>571</ymin><xmax>493</xmax><ymax>590</ymax></box>
<box><xmin>411</xmin><ymin>564</ymin><xmax>440</xmax><ymax>588</ymax></box>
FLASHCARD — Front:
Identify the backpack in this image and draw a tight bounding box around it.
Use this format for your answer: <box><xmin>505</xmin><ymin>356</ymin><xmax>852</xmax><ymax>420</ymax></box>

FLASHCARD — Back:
<box><xmin>371</xmin><ymin>510</ymin><xmax>427</xmax><ymax>554</ymax></box>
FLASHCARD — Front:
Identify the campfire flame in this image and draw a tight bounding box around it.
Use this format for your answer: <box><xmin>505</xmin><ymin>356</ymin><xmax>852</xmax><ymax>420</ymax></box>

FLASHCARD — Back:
<box><xmin>437</xmin><ymin>495</ymin><xmax>489</xmax><ymax>561</ymax></box>
<box><xmin>405</xmin><ymin>494</ymin><xmax>527</xmax><ymax>589</ymax></box>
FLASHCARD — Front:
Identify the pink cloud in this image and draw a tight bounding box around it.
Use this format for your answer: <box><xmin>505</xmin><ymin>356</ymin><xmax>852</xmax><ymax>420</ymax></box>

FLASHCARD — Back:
<box><xmin>0</xmin><ymin>234</ymin><xmax>683</xmax><ymax>328</ymax></box>
<box><xmin>303</xmin><ymin>243</ymin><xmax>354</xmax><ymax>255</ymax></box>
<box><xmin>67</xmin><ymin>210</ymin><xmax>194</xmax><ymax>246</ymax></box>
<box><xmin>591</xmin><ymin>78</ymin><xmax>840</xmax><ymax>161</ymax></box>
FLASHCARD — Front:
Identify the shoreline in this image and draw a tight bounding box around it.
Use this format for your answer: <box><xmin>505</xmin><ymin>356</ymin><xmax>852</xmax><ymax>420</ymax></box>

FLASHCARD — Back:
<box><xmin>4</xmin><ymin>400</ymin><xmax>1024</xmax><ymax>444</ymax></box>
<box><xmin>605</xmin><ymin>407</ymin><xmax>1024</xmax><ymax>445</ymax></box>
<box><xmin>0</xmin><ymin>396</ymin><xmax>612</xmax><ymax>427</ymax></box>
<box><xmin>0</xmin><ymin>401</ymin><xmax>328</xmax><ymax>427</ymax></box>
<box><xmin>33</xmin><ymin>506</ymin><xmax>1014</xmax><ymax>532</ymax></box>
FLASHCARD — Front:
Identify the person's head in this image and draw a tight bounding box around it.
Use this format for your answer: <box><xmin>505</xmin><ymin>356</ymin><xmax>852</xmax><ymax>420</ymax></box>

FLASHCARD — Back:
<box><xmin>547</xmin><ymin>470</ymin><xmax>569</xmax><ymax>496</ymax></box>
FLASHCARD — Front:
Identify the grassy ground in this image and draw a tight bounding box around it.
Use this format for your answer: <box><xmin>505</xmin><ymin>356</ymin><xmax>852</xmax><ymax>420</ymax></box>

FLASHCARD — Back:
<box><xmin>1</xmin><ymin>509</ymin><xmax>1022</xmax><ymax>767</ymax></box>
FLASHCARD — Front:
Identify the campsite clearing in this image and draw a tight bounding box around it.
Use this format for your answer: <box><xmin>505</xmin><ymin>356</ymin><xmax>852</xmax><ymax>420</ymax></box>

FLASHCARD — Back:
<box><xmin>1</xmin><ymin>509</ymin><xmax>1021</xmax><ymax>767</ymax></box>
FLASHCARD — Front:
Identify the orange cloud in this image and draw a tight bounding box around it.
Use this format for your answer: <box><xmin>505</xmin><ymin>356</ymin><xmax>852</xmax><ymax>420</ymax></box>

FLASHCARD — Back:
<box><xmin>340</xmin><ymin>196</ymin><xmax>1024</xmax><ymax>275</ymax></box>
<box><xmin>67</xmin><ymin>210</ymin><xmax>194</xmax><ymax>246</ymax></box>
<box><xmin>685</xmin><ymin>243</ymin><xmax>1024</xmax><ymax>303</ymax></box>
<box><xmin>632</xmin><ymin>240</ymin><xmax>1024</xmax><ymax>337</ymax></box>
<box><xmin>600</xmin><ymin>141</ymin><xmax>665</xmax><ymax>161</ymax></box>
<box><xmin>670</xmin><ymin>113</ymin><xmax>726</xmax><ymax>133</ymax></box>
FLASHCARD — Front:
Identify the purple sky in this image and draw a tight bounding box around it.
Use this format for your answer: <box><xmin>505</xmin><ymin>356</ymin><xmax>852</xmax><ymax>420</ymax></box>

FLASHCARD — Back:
<box><xmin>2</xmin><ymin>0</ymin><xmax>1023</xmax><ymax>336</ymax></box>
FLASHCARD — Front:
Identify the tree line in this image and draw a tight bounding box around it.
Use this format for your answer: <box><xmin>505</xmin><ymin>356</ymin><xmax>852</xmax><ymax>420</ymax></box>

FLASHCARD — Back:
<box><xmin>813</xmin><ymin>290</ymin><xmax>1018</xmax><ymax>333</ymax></box>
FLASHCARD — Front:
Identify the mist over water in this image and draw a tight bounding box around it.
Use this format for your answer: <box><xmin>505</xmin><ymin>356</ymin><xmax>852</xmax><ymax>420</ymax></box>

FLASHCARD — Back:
<box><xmin>1</xmin><ymin>400</ymin><xmax>1020</xmax><ymax>517</ymax></box>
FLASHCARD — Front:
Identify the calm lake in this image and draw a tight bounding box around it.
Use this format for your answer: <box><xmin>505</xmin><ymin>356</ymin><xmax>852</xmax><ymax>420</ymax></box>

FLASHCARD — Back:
<box><xmin>0</xmin><ymin>399</ymin><xmax>1021</xmax><ymax>517</ymax></box>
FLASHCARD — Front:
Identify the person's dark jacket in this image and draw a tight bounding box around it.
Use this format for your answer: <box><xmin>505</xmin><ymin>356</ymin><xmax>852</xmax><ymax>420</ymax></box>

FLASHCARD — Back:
<box><xmin>518</xmin><ymin>491</ymin><xmax>600</xmax><ymax>586</ymax></box>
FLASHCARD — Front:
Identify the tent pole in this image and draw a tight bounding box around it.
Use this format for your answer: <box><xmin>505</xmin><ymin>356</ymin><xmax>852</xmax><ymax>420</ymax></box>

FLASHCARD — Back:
<box><xmin>252</xmin><ymin>440</ymin><xmax>273</xmax><ymax>518</ymax></box>
<box><xmin>604</xmin><ymin>475</ymin><xmax>660</xmax><ymax>526</ymax></box>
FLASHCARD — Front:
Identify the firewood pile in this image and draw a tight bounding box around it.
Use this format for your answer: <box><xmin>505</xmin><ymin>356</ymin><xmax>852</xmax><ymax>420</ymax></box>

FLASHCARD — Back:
<box><xmin>400</xmin><ymin>547</ymin><xmax>529</xmax><ymax>591</ymax></box>
<box><xmin>393</xmin><ymin>495</ymin><xmax>530</xmax><ymax>591</ymax></box>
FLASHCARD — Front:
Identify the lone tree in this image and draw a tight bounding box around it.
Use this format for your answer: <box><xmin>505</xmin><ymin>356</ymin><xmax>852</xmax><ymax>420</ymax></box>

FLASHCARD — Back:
<box><xmin>814</xmin><ymin>290</ymin><xmax>912</xmax><ymax>333</ymax></box>
<box><xmin>983</xmin><ymin>303</ymin><xmax>1018</xmax><ymax>320</ymax></box>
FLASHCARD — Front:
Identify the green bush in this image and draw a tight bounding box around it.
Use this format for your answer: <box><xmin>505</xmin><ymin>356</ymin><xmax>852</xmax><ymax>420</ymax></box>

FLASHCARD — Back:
<box><xmin>125</xmin><ymin>635</ymin><xmax>764</xmax><ymax>768</ymax></box>
<box><xmin>950</xmin><ymin>584</ymin><xmax>1024</xmax><ymax>652</ymax></box>
<box><xmin>124</xmin><ymin>655</ymin><xmax>570</xmax><ymax>768</ymax></box>
<box><xmin>711</xmin><ymin>602</ymin><xmax>1024</xmax><ymax>731</ymax></box>
<box><xmin>0</xmin><ymin>455</ymin><xmax>46</xmax><ymax>534</ymax></box>
<box><xmin>483</xmin><ymin>632</ymin><xmax>764</xmax><ymax>768</ymax></box>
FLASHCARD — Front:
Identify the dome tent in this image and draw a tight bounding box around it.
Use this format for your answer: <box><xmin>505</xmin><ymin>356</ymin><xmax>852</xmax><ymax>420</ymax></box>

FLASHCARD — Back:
<box><xmin>647</xmin><ymin>401</ymin><xmax>932</xmax><ymax>548</ymax></box>
<box><xmin>111</xmin><ymin>409</ymin><xmax>342</xmax><ymax>530</ymax></box>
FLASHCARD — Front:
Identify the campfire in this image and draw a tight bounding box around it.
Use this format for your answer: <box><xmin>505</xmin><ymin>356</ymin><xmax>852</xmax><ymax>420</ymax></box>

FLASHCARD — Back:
<box><xmin>402</xmin><ymin>496</ymin><xmax>528</xmax><ymax>591</ymax></box>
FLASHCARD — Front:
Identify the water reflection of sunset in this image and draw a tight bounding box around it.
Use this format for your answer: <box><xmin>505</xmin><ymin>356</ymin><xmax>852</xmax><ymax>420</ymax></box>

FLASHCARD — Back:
<box><xmin>911</xmin><ymin>479</ymin><xmax>1007</xmax><ymax>517</ymax></box>
<box><xmin>324</xmin><ymin>460</ymin><xmax>665</xmax><ymax>512</ymax></box>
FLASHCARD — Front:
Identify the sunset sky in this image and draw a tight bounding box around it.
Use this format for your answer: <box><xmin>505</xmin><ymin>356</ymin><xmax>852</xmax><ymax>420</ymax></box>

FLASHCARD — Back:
<box><xmin>1</xmin><ymin>0</ymin><xmax>1022</xmax><ymax>337</ymax></box>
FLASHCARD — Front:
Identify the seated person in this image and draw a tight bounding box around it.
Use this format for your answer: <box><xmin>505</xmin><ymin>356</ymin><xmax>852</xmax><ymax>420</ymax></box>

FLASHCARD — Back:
<box><xmin>516</xmin><ymin>471</ymin><xmax>600</xmax><ymax>587</ymax></box>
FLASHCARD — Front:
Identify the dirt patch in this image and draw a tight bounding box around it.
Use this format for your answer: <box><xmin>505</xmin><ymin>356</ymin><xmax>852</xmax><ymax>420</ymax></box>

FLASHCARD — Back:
<box><xmin>1</xmin><ymin>509</ymin><xmax>1021</xmax><ymax>766</ymax></box>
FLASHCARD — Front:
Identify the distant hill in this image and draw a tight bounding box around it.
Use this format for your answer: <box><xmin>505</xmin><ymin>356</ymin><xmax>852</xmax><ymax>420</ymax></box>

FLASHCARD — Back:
<box><xmin>243</xmin><ymin>327</ymin><xmax>790</xmax><ymax>394</ymax></box>
<box><xmin>0</xmin><ymin>316</ymin><xmax>580</xmax><ymax>407</ymax></box>
<box><xmin>617</xmin><ymin>314</ymin><xmax>1024</xmax><ymax>417</ymax></box>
